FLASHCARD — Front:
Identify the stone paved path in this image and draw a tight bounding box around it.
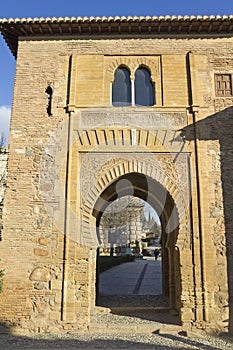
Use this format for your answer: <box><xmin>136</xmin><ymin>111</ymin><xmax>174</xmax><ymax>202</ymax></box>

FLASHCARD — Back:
<box><xmin>97</xmin><ymin>257</ymin><xmax>166</xmax><ymax>309</ymax></box>
<box><xmin>99</xmin><ymin>257</ymin><xmax>162</xmax><ymax>296</ymax></box>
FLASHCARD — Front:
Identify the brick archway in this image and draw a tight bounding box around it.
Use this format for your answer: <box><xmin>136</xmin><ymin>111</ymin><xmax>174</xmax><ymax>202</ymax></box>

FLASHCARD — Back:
<box><xmin>79</xmin><ymin>155</ymin><xmax>190</xmax><ymax>315</ymax></box>
<box><xmin>92</xmin><ymin>171</ymin><xmax>181</xmax><ymax>313</ymax></box>
<box><xmin>81</xmin><ymin>157</ymin><xmax>188</xmax><ymax>249</ymax></box>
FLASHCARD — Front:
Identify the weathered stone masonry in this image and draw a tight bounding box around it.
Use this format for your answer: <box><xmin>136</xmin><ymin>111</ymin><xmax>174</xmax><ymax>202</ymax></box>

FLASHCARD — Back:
<box><xmin>0</xmin><ymin>147</ymin><xmax>7</xmax><ymax>240</ymax></box>
<box><xmin>0</xmin><ymin>15</ymin><xmax>233</xmax><ymax>334</ymax></box>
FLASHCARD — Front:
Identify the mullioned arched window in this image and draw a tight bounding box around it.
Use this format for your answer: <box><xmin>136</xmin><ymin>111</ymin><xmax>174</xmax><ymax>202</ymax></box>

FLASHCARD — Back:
<box><xmin>112</xmin><ymin>65</ymin><xmax>155</xmax><ymax>106</ymax></box>
<box><xmin>135</xmin><ymin>67</ymin><xmax>155</xmax><ymax>106</ymax></box>
<box><xmin>112</xmin><ymin>67</ymin><xmax>131</xmax><ymax>106</ymax></box>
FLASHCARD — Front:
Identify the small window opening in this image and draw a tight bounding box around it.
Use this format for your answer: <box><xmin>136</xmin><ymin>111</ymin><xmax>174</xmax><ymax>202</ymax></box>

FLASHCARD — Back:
<box><xmin>215</xmin><ymin>74</ymin><xmax>232</xmax><ymax>96</ymax></box>
<box><xmin>45</xmin><ymin>85</ymin><xmax>53</xmax><ymax>116</ymax></box>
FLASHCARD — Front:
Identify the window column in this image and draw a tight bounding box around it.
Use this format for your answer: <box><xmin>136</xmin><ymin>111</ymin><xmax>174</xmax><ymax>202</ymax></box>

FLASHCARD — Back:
<box><xmin>131</xmin><ymin>79</ymin><xmax>135</xmax><ymax>106</ymax></box>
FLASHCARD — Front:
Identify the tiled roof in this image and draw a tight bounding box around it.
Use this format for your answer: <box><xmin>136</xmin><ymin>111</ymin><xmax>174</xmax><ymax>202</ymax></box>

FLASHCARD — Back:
<box><xmin>1</xmin><ymin>15</ymin><xmax>233</xmax><ymax>57</ymax></box>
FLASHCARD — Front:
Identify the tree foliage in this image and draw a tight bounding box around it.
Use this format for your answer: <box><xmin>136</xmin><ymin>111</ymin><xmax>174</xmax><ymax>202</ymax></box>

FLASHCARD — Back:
<box><xmin>0</xmin><ymin>133</ymin><xmax>6</xmax><ymax>148</ymax></box>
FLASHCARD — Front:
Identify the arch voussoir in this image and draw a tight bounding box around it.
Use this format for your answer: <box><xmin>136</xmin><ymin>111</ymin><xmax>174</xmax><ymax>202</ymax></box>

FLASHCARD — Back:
<box><xmin>82</xmin><ymin>157</ymin><xmax>186</xmax><ymax>233</ymax></box>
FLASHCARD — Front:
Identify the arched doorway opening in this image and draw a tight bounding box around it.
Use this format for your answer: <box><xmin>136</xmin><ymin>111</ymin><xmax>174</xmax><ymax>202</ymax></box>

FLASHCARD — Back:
<box><xmin>97</xmin><ymin>196</ymin><xmax>162</xmax><ymax>300</ymax></box>
<box><xmin>92</xmin><ymin>172</ymin><xmax>181</xmax><ymax>314</ymax></box>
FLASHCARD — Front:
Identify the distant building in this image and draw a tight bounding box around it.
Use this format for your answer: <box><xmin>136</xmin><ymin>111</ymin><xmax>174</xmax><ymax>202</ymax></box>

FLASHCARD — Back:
<box><xmin>99</xmin><ymin>196</ymin><xmax>144</xmax><ymax>254</ymax></box>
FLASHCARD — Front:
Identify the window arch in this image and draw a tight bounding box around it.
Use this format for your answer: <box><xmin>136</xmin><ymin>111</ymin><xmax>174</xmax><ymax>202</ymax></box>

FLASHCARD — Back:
<box><xmin>135</xmin><ymin>67</ymin><xmax>155</xmax><ymax>106</ymax></box>
<box><xmin>112</xmin><ymin>67</ymin><xmax>131</xmax><ymax>106</ymax></box>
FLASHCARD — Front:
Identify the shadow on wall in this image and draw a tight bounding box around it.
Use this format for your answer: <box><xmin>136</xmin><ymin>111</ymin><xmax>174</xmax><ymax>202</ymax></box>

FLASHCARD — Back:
<box><xmin>180</xmin><ymin>106</ymin><xmax>233</xmax><ymax>334</ymax></box>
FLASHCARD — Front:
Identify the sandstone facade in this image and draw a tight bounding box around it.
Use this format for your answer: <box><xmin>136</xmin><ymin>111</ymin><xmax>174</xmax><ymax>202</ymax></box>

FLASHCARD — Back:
<box><xmin>0</xmin><ymin>15</ymin><xmax>233</xmax><ymax>334</ymax></box>
<box><xmin>0</xmin><ymin>147</ymin><xmax>7</xmax><ymax>240</ymax></box>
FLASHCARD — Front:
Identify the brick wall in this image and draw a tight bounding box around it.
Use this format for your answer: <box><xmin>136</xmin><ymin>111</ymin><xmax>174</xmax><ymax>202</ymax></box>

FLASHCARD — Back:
<box><xmin>0</xmin><ymin>34</ymin><xmax>233</xmax><ymax>334</ymax></box>
<box><xmin>0</xmin><ymin>147</ymin><xmax>7</xmax><ymax>240</ymax></box>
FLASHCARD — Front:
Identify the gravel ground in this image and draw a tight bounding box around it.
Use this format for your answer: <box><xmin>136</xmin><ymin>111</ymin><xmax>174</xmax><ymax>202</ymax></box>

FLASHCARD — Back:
<box><xmin>1</xmin><ymin>305</ymin><xmax>232</xmax><ymax>349</ymax></box>
<box><xmin>0</xmin><ymin>332</ymin><xmax>233</xmax><ymax>350</ymax></box>
<box><xmin>1</xmin><ymin>311</ymin><xmax>233</xmax><ymax>350</ymax></box>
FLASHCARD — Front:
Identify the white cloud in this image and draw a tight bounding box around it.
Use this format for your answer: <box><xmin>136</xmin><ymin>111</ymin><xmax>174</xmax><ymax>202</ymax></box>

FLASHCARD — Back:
<box><xmin>0</xmin><ymin>105</ymin><xmax>11</xmax><ymax>143</ymax></box>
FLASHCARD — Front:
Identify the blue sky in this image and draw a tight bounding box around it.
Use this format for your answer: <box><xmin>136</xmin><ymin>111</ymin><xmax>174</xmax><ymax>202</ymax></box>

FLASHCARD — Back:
<box><xmin>0</xmin><ymin>0</ymin><xmax>233</xmax><ymax>142</ymax></box>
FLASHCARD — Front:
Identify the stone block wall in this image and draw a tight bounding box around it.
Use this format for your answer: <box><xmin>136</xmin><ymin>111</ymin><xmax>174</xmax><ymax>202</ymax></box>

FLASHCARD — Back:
<box><xmin>0</xmin><ymin>33</ymin><xmax>232</xmax><ymax>334</ymax></box>
<box><xmin>0</xmin><ymin>147</ymin><xmax>7</xmax><ymax>240</ymax></box>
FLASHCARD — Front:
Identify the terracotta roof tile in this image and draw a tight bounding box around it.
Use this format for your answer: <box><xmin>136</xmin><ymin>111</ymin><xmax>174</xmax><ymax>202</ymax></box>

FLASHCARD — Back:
<box><xmin>0</xmin><ymin>15</ymin><xmax>232</xmax><ymax>57</ymax></box>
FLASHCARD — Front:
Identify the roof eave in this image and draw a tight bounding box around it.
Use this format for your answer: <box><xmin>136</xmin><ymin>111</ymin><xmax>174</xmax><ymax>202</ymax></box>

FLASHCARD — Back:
<box><xmin>1</xmin><ymin>15</ymin><xmax>233</xmax><ymax>58</ymax></box>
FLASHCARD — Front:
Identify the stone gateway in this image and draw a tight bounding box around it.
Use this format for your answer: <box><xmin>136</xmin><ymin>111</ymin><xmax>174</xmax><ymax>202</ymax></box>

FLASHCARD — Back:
<box><xmin>0</xmin><ymin>15</ymin><xmax>233</xmax><ymax>334</ymax></box>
